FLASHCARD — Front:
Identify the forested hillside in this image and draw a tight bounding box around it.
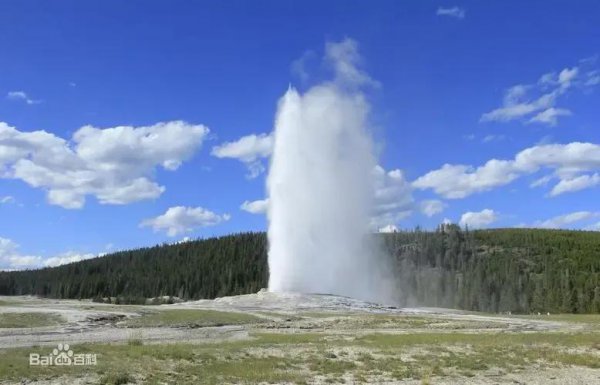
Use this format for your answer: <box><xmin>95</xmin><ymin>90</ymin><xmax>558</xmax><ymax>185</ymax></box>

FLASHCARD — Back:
<box><xmin>1</xmin><ymin>228</ymin><xmax>599</xmax><ymax>313</ymax></box>
<box><xmin>384</xmin><ymin>226</ymin><xmax>600</xmax><ymax>314</ymax></box>
<box><xmin>0</xmin><ymin>233</ymin><xmax>268</xmax><ymax>302</ymax></box>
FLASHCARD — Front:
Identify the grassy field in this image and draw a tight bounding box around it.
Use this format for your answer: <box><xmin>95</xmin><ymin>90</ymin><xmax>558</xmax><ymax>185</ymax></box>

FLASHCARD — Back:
<box><xmin>0</xmin><ymin>299</ymin><xmax>19</xmax><ymax>307</ymax></box>
<box><xmin>1</xmin><ymin>295</ymin><xmax>600</xmax><ymax>384</ymax></box>
<box><xmin>1</xmin><ymin>330</ymin><xmax>599</xmax><ymax>384</ymax></box>
<box><xmin>124</xmin><ymin>309</ymin><xmax>264</xmax><ymax>328</ymax></box>
<box><xmin>0</xmin><ymin>312</ymin><xmax>65</xmax><ymax>328</ymax></box>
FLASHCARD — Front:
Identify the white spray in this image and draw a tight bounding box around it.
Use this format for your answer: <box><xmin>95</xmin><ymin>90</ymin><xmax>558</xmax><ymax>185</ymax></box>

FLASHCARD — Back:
<box><xmin>267</xmin><ymin>39</ymin><xmax>394</xmax><ymax>304</ymax></box>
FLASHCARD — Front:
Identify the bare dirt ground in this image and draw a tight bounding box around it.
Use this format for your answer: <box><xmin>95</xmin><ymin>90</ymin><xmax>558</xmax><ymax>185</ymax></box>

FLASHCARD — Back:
<box><xmin>1</xmin><ymin>292</ymin><xmax>599</xmax><ymax>384</ymax></box>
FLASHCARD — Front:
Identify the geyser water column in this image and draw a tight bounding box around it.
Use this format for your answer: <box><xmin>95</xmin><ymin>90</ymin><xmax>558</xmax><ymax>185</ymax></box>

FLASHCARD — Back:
<box><xmin>267</xmin><ymin>83</ymin><xmax>386</xmax><ymax>302</ymax></box>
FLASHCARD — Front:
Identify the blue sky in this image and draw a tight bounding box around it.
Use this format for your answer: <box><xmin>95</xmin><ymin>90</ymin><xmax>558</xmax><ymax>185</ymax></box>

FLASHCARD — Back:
<box><xmin>1</xmin><ymin>1</ymin><xmax>599</xmax><ymax>269</ymax></box>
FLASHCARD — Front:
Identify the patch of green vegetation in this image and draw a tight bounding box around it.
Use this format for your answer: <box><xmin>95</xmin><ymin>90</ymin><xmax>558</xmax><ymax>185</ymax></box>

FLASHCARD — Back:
<box><xmin>1</xmin><ymin>331</ymin><xmax>599</xmax><ymax>384</ymax></box>
<box><xmin>124</xmin><ymin>309</ymin><xmax>262</xmax><ymax>328</ymax></box>
<box><xmin>0</xmin><ymin>299</ymin><xmax>19</xmax><ymax>306</ymax></box>
<box><xmin>251</xmin><ymin>332</ymin><xmax>325</xmax><ymax>345</ymax></box>
<box><xmin>127</xmin><ymin>330</ymin><xmax>144</xmax><ymax>346</ymax></box>
<box><xmin>347</xmin><ymin>314</ymin><xmax>434</xmax><ymax>329</ymax></box>
<box><xmin>308</xmin><ymin>356</ymin><xmax>357</xmax><ymax>374</ymax></box>
<box><xmin>0</xmin><ymin>312</ymin><xmax>64</xmax><ymax>328</ymax></box>
<box><xmin>356</xmin><ymin>331</ymin><xmax>600</xmax><ymax>349</ymax></box>
<box><xmin>100</xmin><ymin>371</ymin><xmax>134</xmax><ymax>385</ymax></box>
<box><xmin>297</xmin><ymin>312</ymin><xmax>440</xmax><ymax>330</ymax></box>
<box><xmin>188</xmin><ymin>356</ymin><xmax>305</xmax><ymax>384</ymax></box>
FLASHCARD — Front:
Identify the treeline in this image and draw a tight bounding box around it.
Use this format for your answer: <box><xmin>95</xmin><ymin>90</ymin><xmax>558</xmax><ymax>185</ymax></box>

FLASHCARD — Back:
<box><xmin>0</xmin><ymin>232</ymin><xmax>268</xmax><ymax>302</ymax></box>
<box><xmin>1</xmin><ymin>228</ymin><xmax>599</xmax><ymax>313</ymax></box>
<box><xmin>384</xmin><ymin>225</ymin><xmax>600</xmax><ymax>314</ymax></box>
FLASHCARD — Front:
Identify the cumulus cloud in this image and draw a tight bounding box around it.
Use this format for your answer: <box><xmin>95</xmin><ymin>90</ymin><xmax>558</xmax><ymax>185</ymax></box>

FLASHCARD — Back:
<box><xmin>0</xmin><ymin>121</ymin><xmax>208</xmax><ymax>209</ymax></box>
<box><xmin>436</xmin><ymin>6</ymin><xmax>466</xmax><ymax>19</ymax></box>
<box><xmin>420</xmin><ymin>199</ymin><xmax>446</xmax><ymax>217</ymax></box>
<box><xmin>481</xmin><ymin>63</ymin><xmax>598</xmax><ymax>126</ymax></box>
<box><xmin>240</xmin><ymin>199</ymin><xmax>269</xmax><ymax>214</ymax></box>
<box><xmin>211</xmin><ymin>133</ymin><xmax>273</xmax><ymax>178</ymax></box>
<box><xmin>459</xmin><ymin>209</ymin><xmax>497</xmax><ymax>228</ymax></box>
<box><xmin>371</xmin><ymin>166</ymin><xmax>414</xmax><ymax>229</ymax></box>
<box><xmin>413</xmin><ymin>159</ymin><xmax>518</xmax><ymax>199</ymax></box>
<box><xmin>0</xmin><ymin>237</ymin><xmax>42</xmax><ymax>270</ymax></box>
<box><xmin>414</xmin><ymin>142</ymin><xmax>600</xmax><ymax>199</ymax></box>
<box><xmin>530</xmin><ymin>211</ymin><xmax>600</xmax><ymax>229</ymax></box>
<box><xmin>6</xmin><ymin>91</ymin><xmax>41</xmax><ymax>105</ymax></box>
<box><xmin>140</xmin><ymin>206</ymin><xmax>230</xmax><ymax>237</ymax></box>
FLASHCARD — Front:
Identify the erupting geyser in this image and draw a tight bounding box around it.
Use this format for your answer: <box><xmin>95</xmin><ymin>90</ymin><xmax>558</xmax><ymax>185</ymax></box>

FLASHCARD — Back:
<box><xmin>266</xmin><ymin>41</ymin><xmax>394</xmax><ymax>303</ymax></box>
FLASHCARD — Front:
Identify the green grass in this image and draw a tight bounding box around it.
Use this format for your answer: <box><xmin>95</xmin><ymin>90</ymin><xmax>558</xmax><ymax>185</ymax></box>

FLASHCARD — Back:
<box><xmin>355</xmin><ymin>331</ymin><xmax>600</xmax><ymax>348</ymax></box>
<box><xmin>0</xmin><ymin>312</ymin><xmax>65</xmax><ymax>328</ymax></box>
<box><xmin>1</xmin><ymin>331</ymin><xmax>599</xmax><ymax>384</ymax></box>
<box><xmin>124</xmin><ymin>309</ymin><xmax>263</xmax><ymax>328</ymax></box>
<box><xmin>0</xmin><ymin>299</ymin><xmax>20</xmax><ymax>307</ymax></box>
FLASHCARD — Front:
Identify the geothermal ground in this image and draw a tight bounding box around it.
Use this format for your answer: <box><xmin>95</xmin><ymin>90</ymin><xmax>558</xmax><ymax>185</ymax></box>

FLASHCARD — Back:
<box><xmin>1</xmin><ymin>293</ymin><xmax>599</xmax><ymax>385</ymax></box>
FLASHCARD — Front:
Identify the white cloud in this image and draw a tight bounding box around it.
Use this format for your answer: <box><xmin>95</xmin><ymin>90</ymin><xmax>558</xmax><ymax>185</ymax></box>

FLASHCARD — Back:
<box><xmin>43</xmin><ymin>251</ymin><xmax>95</xmax><ymax>267</ymax></box>
<box><xmin>481</xmin><ymin>87</ymin><xmax>559</xmax><ymax>123</ymax></box>
<box><xmin>482</xmin><ymin>134</ymin><xmax>505</xmax><ymax>143</ymax></box>
<box><xmin>532</xmin><ymin>211</ymin><xmax>600</xmax><ymax>229</ymax></box>
<box><xmin>378</xmin><ymin>224</ymin><xmax>398</xmax><ymax>233</ymax></box>
<box><xmin>459</xmin><ymin>209</ymin><xmax>497</xmax><ymax>229</ymax></box>
<box><xmin>0</xmin><ymin>237</ymin><xmax>42</xmax><ymax>270</ymax></box>
<box><xmin>549</xmin><ymin>173</ymin><xmax>600</xmax><ymax>196</ymax></box>
<box><xmin>413</xmin><ymin>159</ymin><xmax>518</xmax><ymax>199</ymax></box>
<box><xmin>0</xmin><ymin>237</ymin><xmax>101</xmax><ymax>270</ymax></box>
<box><xmin>211</xmin><ymin>133</ymin><xmax>273</xmax><ymax>178</ymax></box>
<box><xmin>240</xmin><ymin>199</ymin><xmax>269</xmax><ymax>214</ymax></box>
<box><xmin>558</xmin><ymin>67</ymin><xmax>578</xmax><ymax>85</ymax></box>
<box><xmin>0</xmin><ymin>121</ymin><xmax>208</xmax><ymax>208</ymax></box>
<box><xmin>414</xmin><ymin>142</ymin><xmax>600</xmax><ymax>199</ymax></box>
<box><xmin>481</xmin><ymin>62</ymin><xmax>597</xmax><ymax>126</ymax></box>
<box><xmin>586</xmin><ymin>70</ymin><xmax>600</xmax><ymax>86</ymax></box>
<box><xmin>6</xmin><ymin>91</ymin><xmax>41</xmax><ymax>105</ymax></box>
<box><xmin>140</xmin><ymin>206</ymin><xmax>230</xmax><ymax>237</ymax></box>
<box><xmin>0</xmin><ymin>196</ymin><xmax>15</xmax><ymax>204</ymax></box>
<box><xmin>436</xmin><ymin>6</ymin><xmax>466</xmax><ymax>19</ymax></box>
<box><xmin>530</xmin><ymin>174</ymin><xmax>553</xmax><ymax>188</ymax></box>
<box><xmin>371</xmin><ymin>166</ymin><xmax>414</xmax><ymax>229</ymax></box>
<box><xmin>529</xmin><ymin>107</ymin><xmax>571</xmax><ymax>126</ymax></box>
<box><xmin>420</xmin><ymin>199</ymin><xmax>446</xmax><ymax>217</ymax></box>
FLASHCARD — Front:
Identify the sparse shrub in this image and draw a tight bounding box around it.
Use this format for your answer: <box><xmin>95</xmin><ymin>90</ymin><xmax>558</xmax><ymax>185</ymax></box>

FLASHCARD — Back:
<box><xmin>127</xmin><ymin>330</ymin><xmax>144</xmax><ymax>346</ymax></box>
<box><xmin>101</xmin><ymin>372</ymin><xmax>134</xmax><ymax>385</ymax></box>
